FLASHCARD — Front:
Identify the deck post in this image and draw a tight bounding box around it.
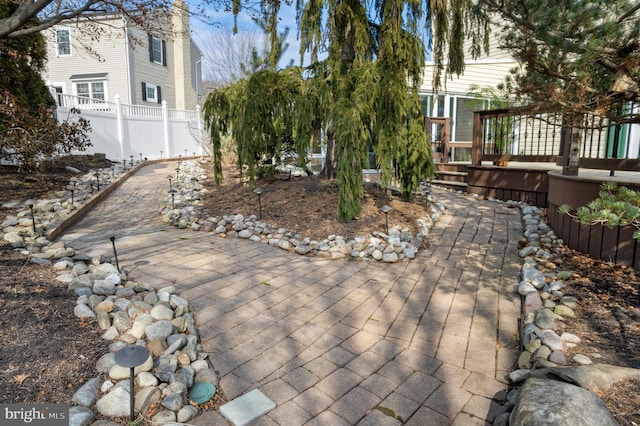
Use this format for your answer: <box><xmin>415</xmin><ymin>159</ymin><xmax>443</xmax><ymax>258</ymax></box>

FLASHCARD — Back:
<box><xmin>472</xmin><ymin>111</ymin><xmax>482</xmax><ymax>165</ymax></box>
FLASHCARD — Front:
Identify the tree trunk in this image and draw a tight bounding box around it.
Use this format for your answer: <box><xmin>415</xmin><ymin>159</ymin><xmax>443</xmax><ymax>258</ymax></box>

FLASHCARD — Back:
<box><xmin>321</xmin><ymin>128</ymin><xmax>338</xmax><ymax>179</ymax></box>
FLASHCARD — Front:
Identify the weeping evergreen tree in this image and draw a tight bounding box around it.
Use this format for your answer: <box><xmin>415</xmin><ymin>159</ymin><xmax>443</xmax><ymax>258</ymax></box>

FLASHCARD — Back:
<box><xmin>205</xmin><ymin>0</ymin><xmax>474</xmax><ymax>220</ymax></box>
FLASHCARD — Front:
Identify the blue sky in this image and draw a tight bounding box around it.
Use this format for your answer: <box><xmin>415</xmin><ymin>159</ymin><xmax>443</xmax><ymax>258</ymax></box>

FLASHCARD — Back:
<box><xmin>189</xmin><ymin>2</ymin><xmax>304</xmax><ymax>69</ymax></box>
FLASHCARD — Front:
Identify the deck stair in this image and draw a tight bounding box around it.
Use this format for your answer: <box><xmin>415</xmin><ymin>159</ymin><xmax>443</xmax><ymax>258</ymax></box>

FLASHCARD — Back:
<box><xmin>433</xmin><ymin>163</ymin><xmax>469</xmax><ymax>190</ymax></box>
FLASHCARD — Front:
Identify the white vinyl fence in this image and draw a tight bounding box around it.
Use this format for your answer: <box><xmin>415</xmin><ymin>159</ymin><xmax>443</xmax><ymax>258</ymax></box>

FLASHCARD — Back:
<box><xmin>55</xmin><ymin>94</ymin><xmax>206</xmax><ymax>162</ymax></box>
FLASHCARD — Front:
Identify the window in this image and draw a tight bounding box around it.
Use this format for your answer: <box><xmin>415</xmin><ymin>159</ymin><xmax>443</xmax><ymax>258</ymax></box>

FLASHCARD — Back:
<box><xmin>74</xmin><ymin>81</ymin><xmax>107</xmax><ymax>100</ymax></box>
<box><xmin>455</xmin><ymin>97</ymin><xmax>481</xmax><ymax>142</ymax></box>
<box><xmin>149</xmin><ymin>35</ymin><xmax>166</xmax><ymax>66</ymax></box>
<box><xmin>56</xmin><ymin>29</ymin><xmax>71</xmax><ymax>56</ymax></box>
<box><xmin>141</xmin><ymin>82</ymin><xmax>162</xmax><ymax>104</ymax></box>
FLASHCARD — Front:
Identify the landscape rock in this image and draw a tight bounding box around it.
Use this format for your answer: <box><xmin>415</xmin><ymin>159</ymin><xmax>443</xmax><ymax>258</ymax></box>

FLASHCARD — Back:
<box><xmin>68</xmin><ymin>406</ymin><xmax>95</xmax><ymax>426</ymax></box>
<box><xmin>95</xmin><ymin>386</ymin><xmax>130</xmax><ymax>417</ymax></box>
<box><xmin>71</xmin><ymin>377</ymin><xmax>100</xmax><ymax>406</ymax></box>
<box><xmin>509</xmin><ymin>378</ymin><xmax>618</xmax><ymax>426</ymax></box>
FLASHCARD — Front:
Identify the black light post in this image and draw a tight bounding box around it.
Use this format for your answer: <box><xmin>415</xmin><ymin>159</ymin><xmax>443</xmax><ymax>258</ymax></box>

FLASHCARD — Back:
<box><xmin>175</xmin><ymin>167</ymin><xmax>180</xmax><ymax>182</ymax></box>
<box><xmin>193</xmin><ymin>151</ymin><xmax>196</xmax><ymax>159</ymax></box>
<box><xmin>129</xmin><ymin>154</ymin><xmax>134</xmax><ymax>167</ymax></box>
<box><xmin>95</xmin><ymin>172</ymin><xmax>100</xmax><ymax>191</ymax></box>
<box><xmin>425</xmin><ymin>181</ymin><xmax>431</xmax><ymax>210</ymax></box>
<box><xmin>70</xmin><ymin>189</ymin><xmax>75</xmax><ymax>205</ymax></box>
<box><xmin>112</xmin><ymin>167</ymin><xmax>115</xmax><ymax>179</ymax></box>
<box><xmin>160</xmin><ymin>150</ymin><xmax>163</xmax><ymax>160</ymax></box>
<box><xmin>114</xmin><ymin>345</ymin><xmax>150</xmax><ymax>423</ymax></box>
<box><xmin>110</xmin><ymin>236</ymin><xmax>120</xmax><ymax>271</ymax></box>
<box><xmin>139</xmin><ymin>153</ymin><xmax>143</xmax><ymax>162</ymax></box>
<box><xmin>184</xmin><ymin>149</ymin><xmax>188</xmax><ymax>158</ymax></box>
<box><xmin>167</xmin><ymin>175</ymin><xmax>172</xmax><ymax>190</ymax></box>
<box><xmin>169</xmin><ymin>188</ymin><xmax>177</xmax><ymax>210</ymax></box>
<box><xmin>28</xmin><ymin>204</ymin><xmax>36</xmax><ymax>233</ymax></box>
<box><xmin>380</xmin><ymin>205</ymin><xmax>392</xmax><ymax>234</ymax></box>
<box><xmin>254</xmin><ymin>188</ymin><xmax>263</xmax><ymax>219</ymax></box>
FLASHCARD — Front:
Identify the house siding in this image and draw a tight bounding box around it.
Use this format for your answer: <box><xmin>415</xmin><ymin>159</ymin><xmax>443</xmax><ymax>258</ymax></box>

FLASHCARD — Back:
<box><xmin>43</xmin><ymin>9</ymin><xmax>201</xmax><ymax>110</ymax></box>
<box><xmin>128</xmin><ymin>26</ymin><xmax>176</xmax><ymax>107</ymax></box>
<box><xmin>421</xmin><ymin>27</ymin><xmax>517</xmax><ymax>96</ymax></box>
<box><xmin>421</xmin><ymin>61</ymin><xmax>517</xmax><ymax>96</ymax></box>
<box><xmin>43</xmin><ymin>17</ymin><xmax>131</xmax><ymax>104</ymax></box>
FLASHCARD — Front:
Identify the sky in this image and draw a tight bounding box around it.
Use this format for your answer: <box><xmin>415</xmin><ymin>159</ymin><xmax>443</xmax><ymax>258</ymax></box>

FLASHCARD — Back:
<box><xmin>189</xmin><ymin>2</ymin><xmax>304</xmax><ymax>71</ymax></box>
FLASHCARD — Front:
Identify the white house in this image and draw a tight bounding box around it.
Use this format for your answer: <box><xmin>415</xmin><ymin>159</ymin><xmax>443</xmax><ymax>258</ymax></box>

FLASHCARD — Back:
<box><xmin>42</xmin><ymin>0</ymin><xmax>203</xmax><ymax>111</ymax></box>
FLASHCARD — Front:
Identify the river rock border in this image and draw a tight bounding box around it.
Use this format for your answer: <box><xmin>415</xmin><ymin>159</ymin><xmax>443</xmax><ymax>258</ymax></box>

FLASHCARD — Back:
<box><xmin>161</xmin><ymin>160</ymin><xmax>446</xmax><ymax>263</ymax></box>
<box><xmin>482</xmin><ymin>200</ymin><xmax>640</xmax><ymax>425</ymax></box>
<box><xmin>1</xmin><ymin>163</ymin><xmax>219</xmax><ymax>425</ymax></box>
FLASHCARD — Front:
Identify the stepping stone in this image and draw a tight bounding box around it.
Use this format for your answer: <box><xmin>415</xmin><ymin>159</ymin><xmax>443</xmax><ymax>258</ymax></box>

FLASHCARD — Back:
<box><xmin>220</xmin><ymin>389</ymin><xmax>276</xmax><ymax>426</ymax></box>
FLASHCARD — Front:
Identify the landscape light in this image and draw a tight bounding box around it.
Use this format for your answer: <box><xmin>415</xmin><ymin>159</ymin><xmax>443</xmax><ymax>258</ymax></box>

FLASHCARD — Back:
<box><xmin>114</xmin><ymin>345</ymin><xmax>150</xmax><ymax>423</ymax></box>
<box><xmin>254</xmin><ymin>188</ymin><xmax>263</xmax><ymax>219</ymax></box>
<box><xmin>380</xmin><ymin>205</ymin><xmax>392</xmax><ymax>234</ymax></box>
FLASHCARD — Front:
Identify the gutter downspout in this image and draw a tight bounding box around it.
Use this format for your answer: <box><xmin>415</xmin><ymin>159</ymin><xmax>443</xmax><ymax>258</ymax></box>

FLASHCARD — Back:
<box><xmin>123</xmin><ymin>17</ymin><xmax>133</xmax><ymax>104</ymax></box>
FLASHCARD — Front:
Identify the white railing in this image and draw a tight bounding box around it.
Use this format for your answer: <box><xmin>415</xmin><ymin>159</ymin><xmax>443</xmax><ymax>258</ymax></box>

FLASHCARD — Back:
<box><xmin>54</xmin><ymin>93</ymin><xmax>206</xmax><ymax>162</ymax></box>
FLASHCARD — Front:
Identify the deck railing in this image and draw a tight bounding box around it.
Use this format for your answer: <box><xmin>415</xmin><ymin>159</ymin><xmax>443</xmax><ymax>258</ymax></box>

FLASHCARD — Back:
<box><xmin>472</xmin><ymin>103</ymin><xmax>640</xmax><ymax>174</ymax></box>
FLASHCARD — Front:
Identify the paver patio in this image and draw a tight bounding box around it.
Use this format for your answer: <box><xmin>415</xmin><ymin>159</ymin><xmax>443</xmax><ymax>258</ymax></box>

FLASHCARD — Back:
<box><xmin>61</xmin><ymin>162</ymin><xmax>521</xmax><ymax>425</ymax></box>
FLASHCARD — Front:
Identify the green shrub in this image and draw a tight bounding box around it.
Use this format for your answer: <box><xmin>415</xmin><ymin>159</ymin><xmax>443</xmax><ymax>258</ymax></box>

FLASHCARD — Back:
<box><xmin>559</xmin><ymin>182</ymin><xmax>640</xmax><ymax>240</ymax></box>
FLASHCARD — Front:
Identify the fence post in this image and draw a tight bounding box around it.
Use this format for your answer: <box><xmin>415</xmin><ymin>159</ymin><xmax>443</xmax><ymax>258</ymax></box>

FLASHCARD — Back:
<box><xmin>115</xmin><ymin>95</ymin><xmax>125</xmax><ymax>161</ymax></box>
<box><xmin>196</xmin><ymin>104</ymin><xmax>204</xmax><ymax>156</ymax></box>
<box><xmin>162</xmin><ymin>100</ymin><xmax>171</xmax><ymax>158</ymax></box>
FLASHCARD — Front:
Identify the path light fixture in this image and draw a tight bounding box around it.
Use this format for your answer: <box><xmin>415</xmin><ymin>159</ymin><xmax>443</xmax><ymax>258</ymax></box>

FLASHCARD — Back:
<box><xmin>253</xmin><ymin>188</ymin><xmax>263</xmax><ymax>219</ymax></box>
<box><xmin>110</xmin><ymin>236</ymin><xmax>120</xmax><ymax>271</ymax></box>
<box><xmin>112</xmin><ymin>167</ymin><xmax>115</xmax><ymax>179</ymax></box>
<box><xmin>28</xmin><ymin>204</ymin><xmax>36</xmax><ymax>233</ymax></box>
<box><xmin>167</xmin><ymin>175</ymin><xmax>172</xmax><ymax>190</ymax></box>
<box><xmin>95</xmin><ymin>172</ymin><xmax>100</xmax><ymax>191</ymax></box>
<box><xmin>175</xmin><ymin>166</ymin><xmax>180</xmax><ymax>182</ymax></box>
<box><xmin>193</xmin><ymin>151</ymin><xmax>196</xmax><ymax>159</ymax></box>
<box><xmin>139</xmin><ymin>153</ymin><xmax>143</xmax><ymax>161</ymax></box>
<box><xmin>380</xmin><ymin>205</ymin><xmax>392</xmax><ymax>234</ymax></box>
<box><xmin>70</xmin><ymin>189</ymin><xmax>74</xmax><ymax>205</ymax></box>
<box><xmin>169</xmin><ymin>188</ymin><xmax>177</xmax><ymax>210</ymax></box>
<box><xmin>114</xmin><ymin>344</ymin><xmax>150</xmax><ymax>423</ymax></box>
<box><xmin>160</xmin><ymin>150</ymin><xmax>163</xmax><ymax>160</ymax></box>
<box><xmin>424</xmin><ymin>181</ymin><xmax>432</xmax><ymax>210</ymax></box>
<box><xmin>184</xmin><ymin>149</ymin><xmax>188</xmax><ymax>157</ymax></box>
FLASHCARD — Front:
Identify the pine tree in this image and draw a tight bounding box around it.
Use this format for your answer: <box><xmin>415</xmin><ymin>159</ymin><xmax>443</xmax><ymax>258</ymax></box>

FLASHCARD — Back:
<box><xmin>0</xmin><ymin>4</ymin><xmax>54</xmax><ymax>113</ymax></box>
<box><xmin>473</xmin><ymin>0</ymin><xmax>640</xmax><ymax>120</ymax></box>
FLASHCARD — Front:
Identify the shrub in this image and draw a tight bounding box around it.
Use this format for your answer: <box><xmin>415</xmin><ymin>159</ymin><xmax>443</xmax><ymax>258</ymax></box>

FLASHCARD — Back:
<box><xmin>559</xmin><ymin>182</ymin><xmax>640</xmax><ymax>240</ymax></box>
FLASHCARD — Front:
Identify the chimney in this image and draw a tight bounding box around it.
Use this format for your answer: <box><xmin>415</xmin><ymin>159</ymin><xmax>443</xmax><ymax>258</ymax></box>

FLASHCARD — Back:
<box><xmin>172</xmin><ymin>0</ymin><xmax>196</xmax><ymax>110</ymax></box>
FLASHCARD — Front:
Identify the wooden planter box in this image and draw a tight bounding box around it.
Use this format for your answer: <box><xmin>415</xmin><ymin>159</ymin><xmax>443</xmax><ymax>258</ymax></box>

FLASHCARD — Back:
<box><xmin>548</xmin><ymin>203</ymin><xmax>640</xmax><ymax>268</ymax></box>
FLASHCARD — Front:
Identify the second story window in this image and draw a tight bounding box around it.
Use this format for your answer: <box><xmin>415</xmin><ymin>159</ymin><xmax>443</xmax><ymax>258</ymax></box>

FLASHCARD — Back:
<box><xmin>149</xmin><ymin>35</ymin><xmax>166</xmax><ymax>66</ymax></box>
<box><xmin>56</xmin><ymin>29</ymin><xmax>71</xmax><ymax>56</ymax></box>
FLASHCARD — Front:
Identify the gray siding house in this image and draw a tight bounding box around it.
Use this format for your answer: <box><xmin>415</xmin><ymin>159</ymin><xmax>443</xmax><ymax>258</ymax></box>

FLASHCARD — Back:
<box><xmin>42</xmin><ymin>0</ymin><xmax>203</xmax><ymax>110</ymax></box>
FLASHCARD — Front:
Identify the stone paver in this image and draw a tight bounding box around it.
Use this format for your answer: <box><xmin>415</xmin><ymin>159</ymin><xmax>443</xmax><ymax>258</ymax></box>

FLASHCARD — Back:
<box><xmin>60</xmin><ymin>162</ymin><xmax>521</xmax><ymax>425</ymax></box>
<box><xmin>219</xmin><ymin>389</ymin><xmax>276</xmax><ymax>426</ymax></box>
